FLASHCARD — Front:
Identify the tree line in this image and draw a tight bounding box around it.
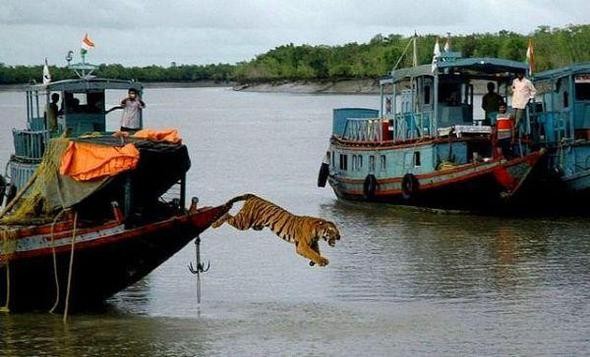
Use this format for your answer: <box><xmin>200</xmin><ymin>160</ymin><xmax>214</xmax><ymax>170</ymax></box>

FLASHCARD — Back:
<box><xmin>1</xmin><ymin>24</ymin><xmax>590</xmax><ymax>85</ymax></box>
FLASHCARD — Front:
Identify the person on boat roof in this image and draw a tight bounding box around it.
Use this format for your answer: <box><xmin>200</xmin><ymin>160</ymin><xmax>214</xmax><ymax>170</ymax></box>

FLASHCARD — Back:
<box><xmin>511</xmin><ymin>72</ymin><xmax>536</xmax><ymax>135</ymax></box>
<box><xmin>107</xmin><ymin>88</ymin><xmax>146</xmax><ymax>132</ymax></box>
<box><xmin>481</xmin><ymin>82</ymin><xmax>503</xmax><ymax>126</ymax></box>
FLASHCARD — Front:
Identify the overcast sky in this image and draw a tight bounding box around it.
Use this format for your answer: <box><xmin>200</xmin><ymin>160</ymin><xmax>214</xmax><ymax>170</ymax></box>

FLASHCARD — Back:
<box><xmin>1</xmin><ymin>0</ymin><xmax>589</xmax><ymax>66</ymax></box>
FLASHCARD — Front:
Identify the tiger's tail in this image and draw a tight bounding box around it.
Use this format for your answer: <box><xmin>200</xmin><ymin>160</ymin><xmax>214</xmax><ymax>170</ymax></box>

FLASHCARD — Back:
<box><xmin>224</xmin><ymin>193</ymin><xmax>257</xmax><ymax>208</ymax></box>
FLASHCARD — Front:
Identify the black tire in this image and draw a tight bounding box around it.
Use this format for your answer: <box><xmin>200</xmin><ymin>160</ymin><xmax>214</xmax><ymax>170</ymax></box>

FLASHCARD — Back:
<box><xmin>363</xmin><ymin>174</ymin><xmax>377</xmax><ymax>198</ymax></box>
<box><xmin>401</xmin><ymin>173</ymin><xmax>419</xmax><ymax>200</ymax></box>
<box><xmin>317</xmin><ymin>162</ymin><xmax>329</xmax><ymax>187</ymax></box>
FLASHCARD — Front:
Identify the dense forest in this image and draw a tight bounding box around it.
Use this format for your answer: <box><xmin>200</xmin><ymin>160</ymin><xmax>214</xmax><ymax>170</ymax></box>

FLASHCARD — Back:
<box><xmin>1</xmin><ymin>25</ymin><xmax>590</xmax><ymax>85</ymax></box>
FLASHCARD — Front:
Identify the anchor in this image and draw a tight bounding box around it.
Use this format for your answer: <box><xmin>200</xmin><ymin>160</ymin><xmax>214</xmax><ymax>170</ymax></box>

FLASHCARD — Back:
<box><xmin>188</xmin><ymin>235</ymin><xmax>209</xmax><ymax>304</ymax></box>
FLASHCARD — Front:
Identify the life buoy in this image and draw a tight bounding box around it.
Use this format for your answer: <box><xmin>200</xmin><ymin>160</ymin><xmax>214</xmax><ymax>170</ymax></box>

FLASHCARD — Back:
<box><xmin>401</xmin><ymin>173</ymin><xmax>419</xmax><ymax>200</ymax></box>
<box><xmin>317</xmin><ymin>162</ymin><xmax>329</xmax><ymax>187</ymax></box>
<box><xmin>363</xmin><ymin>174</ymin><xmax>377</xmax><ymax>198</ymax></box>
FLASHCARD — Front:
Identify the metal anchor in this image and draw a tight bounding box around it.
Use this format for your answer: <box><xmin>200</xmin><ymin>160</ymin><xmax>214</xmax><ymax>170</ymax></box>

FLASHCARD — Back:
<box><xmin>188</xmin><ymin>235</ymin><xmax>210</xmax><ymax>274</ymax></box>
<box><xmin>188</xmin><ymin>235</ymin><xmax>209</xmax><ymax>304</ymax></box>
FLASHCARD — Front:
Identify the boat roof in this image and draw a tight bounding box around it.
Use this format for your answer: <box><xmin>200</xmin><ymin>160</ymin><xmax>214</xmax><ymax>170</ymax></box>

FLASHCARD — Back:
<box><xmin>27</xmin><ymin>77</ymin><xmax>143</xmax><ymax>92</ymax></box>
<box><xmin>534</xmin><ymin>62</ymin><xmax>590</xmax><ymax>80</ymax></box>
<box><xmin>386</xmin><ymin>57</ymin><xmax>528</xmax><ymax>83</ymax></box>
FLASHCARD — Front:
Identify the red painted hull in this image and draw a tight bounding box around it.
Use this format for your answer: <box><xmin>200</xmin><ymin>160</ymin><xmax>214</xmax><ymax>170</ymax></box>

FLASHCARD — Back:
<box><xmin>328</xmin><ymin>151</ymin><xmax>544</xmax><ymax>210</ymax></box>
<box><xmin>0</xmin><ymin>205</ymin><xmax>228</xmax><ymax>312</ymax></box>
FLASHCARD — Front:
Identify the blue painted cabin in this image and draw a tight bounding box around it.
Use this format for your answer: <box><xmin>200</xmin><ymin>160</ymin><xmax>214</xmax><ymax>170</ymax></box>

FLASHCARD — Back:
<box><xmin>531</xmin><ymin>63</ymin><xmax>590</xmax><ymax>194</ymax></box>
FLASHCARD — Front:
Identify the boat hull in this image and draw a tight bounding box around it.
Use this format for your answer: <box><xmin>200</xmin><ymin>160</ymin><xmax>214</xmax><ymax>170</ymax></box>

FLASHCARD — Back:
<box><xmin>0</xmin><ymin>205</ymin><xmax>227</xmax><ymax>312</ymax></box>
<box><xmin>328</xmin><ymin>151</ymin><xmax>544</xmax><ymax>211</ymax></box>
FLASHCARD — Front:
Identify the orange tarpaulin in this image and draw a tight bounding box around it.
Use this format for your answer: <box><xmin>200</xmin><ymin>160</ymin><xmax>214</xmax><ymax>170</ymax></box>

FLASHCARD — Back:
<box><xmin>59</xmin><ymin>141</ymin><xmax>140</xmax><ymax>181</ymax></box>
<box><xmin>132</xmin><ymin>129</ymin><xmax>181</xmax><ymax>144</ymax></box>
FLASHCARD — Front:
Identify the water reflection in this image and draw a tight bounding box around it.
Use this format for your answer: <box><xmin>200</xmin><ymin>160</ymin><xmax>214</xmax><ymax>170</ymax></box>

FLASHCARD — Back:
<box><xmin>0</xmin><ymin>313</ymin><xmax>211</xmax><ymax>356</ymax></box>
<box><xmin>319</xmin><ymin>200</ymin><xmax>590</xmax><ymax>304</ymax></box>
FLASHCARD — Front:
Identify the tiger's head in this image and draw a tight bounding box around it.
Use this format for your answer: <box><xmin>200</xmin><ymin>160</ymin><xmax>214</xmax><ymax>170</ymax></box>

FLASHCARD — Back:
<box><xmin>316</xmin><ymin>220</ymin><xmax>340</xmax><ymax>247</ymax></box>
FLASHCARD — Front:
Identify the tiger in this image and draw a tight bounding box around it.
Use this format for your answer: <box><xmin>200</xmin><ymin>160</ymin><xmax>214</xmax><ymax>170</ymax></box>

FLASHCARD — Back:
<box><xmin>211</xmin><ymin>194</ymin><xmax>340</xmax><ymax>267</ymax></box>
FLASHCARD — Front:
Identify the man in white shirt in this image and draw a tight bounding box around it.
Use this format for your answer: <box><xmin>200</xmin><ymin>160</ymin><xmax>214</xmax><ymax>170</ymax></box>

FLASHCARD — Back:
<box><xmin>511</xmin><ymin>72</ymin><xmax>536</xmax><ymax>134</ymax></box>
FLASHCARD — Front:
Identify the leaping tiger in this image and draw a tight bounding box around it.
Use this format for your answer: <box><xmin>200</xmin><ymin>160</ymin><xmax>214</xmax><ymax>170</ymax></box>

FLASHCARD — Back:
<box><xmin>211</xmin><ymin>194</ymin><xmax>340</xmax><ymax>267</ymax></box>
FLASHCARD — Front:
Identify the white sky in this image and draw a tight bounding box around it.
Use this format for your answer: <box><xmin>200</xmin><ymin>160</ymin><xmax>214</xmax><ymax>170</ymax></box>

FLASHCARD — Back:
<box><xmin>1</xmin><ymin>0</ymin><xmax>589</xmax><ymax>66</ymax></box>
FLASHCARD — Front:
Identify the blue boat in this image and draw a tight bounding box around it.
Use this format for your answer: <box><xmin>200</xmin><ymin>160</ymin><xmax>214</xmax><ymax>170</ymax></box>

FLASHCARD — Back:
<box><xmin>317</xmin><ymin>40</ymin><xmax>545</xmax><ymax>211</ymax></box>
<box><xmin>529</xmin><ymin>63</ymin><xmax>590</xmax><ymax>199</ymax></box>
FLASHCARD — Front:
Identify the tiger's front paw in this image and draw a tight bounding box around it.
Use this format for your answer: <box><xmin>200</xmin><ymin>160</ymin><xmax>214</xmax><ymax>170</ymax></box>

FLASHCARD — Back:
<box><xmin>317</xmin><ymin>257</ymin><xmax>329</xmax><ymax>266</ymax></box>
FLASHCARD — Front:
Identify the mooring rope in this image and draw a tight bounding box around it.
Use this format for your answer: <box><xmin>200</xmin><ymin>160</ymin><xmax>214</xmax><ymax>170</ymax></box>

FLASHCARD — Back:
<box><xmin>49</xmin><ymin>209</ymin><xmax>69</xmax><ymax>314</ymax></box>
<box><xmin>0</xmin><ymin>228</ymin><xmax>17</xmax><ymax>313</ymax></box>
<box><xmin>62</xmin><ymin>211</ymin><xmax>78</xmax><ymax>323</ymax></box>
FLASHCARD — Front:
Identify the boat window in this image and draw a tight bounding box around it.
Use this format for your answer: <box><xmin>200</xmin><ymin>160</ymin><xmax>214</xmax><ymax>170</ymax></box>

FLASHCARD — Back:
<box><xmin>563</xmin><ymin>91</ymin><xmax>569</xmax><ymax>108</ymax></box>
<box><xmin>424</xmin><ymin>85</ymin><xmax>431</xmax><ymax>105</ymax></box>
<box><xmin>369</xmin><ymin>155</ymin><xmax>375</xmax><ymax>172</ymax></box>
<box><xmin>358</xmin><ymin>155</ymin><xmax>363</xmax><ymax>170</ymax></box>
<box><xmin>352</xmin><ymin>155</ymin><xmax>357</xmax><ymax>170</ymax></box>
<box><xmin>439</xmin><ymin>83</ymin><xmax>461</xmax><ymax>106</ymax></box>
<box><xmin>380</xmin><ymin>155</ymin><xmax>386</xmax><ymax>171</ymax></box>
<box><xmin>575</xmin><ymin>83</ymin><xmax>590</xmax><ymax>101</ymax></box>
<box><xmin>339</xmin><ymin>154</ymin><xmax>348</xmax><ymax>170</ymax></box>
<box><xmin>414</xmin><ymin>151</ymin><xmax>421</xmax><ymax>167</ymax></box>
<box><xmin>331</xmin><ymin>151</ymin><xmax>335</xmax><ymax>167</ymax></box>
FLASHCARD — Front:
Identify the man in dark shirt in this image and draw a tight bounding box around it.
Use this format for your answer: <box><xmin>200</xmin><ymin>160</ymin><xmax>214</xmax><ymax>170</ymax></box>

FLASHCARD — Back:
<box><xmin>481</xmin><ymin>82</ymin><xmax>503</xmax><ymax>126</ymax></box>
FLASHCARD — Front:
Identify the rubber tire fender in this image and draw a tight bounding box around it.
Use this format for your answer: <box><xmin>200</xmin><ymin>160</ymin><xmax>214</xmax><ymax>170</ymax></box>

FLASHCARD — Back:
<box><xmin>401</xmin><ymin>173</ymin><xmax>419</xmax><ymax>200</ymax></box>
<box><xmin>317</xmin><ymin>162</ymin><xmax>329</xmax><ymax>187</ymax></box>
<box><xmin>363</xmin><ymin>174</ymin><xmax>377</xmax><ymax>198</ymax></box>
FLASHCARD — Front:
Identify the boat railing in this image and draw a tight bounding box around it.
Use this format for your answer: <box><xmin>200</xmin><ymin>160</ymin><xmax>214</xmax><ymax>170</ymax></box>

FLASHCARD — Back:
<box><xmin>532</xmin><ymin>110</ymin><xmax>573</xmax><ymax>145</ymax></box>
<box><xmin>342</xmin><ymin>118</ymin><xmax>386</xmax><ymax>142</ymax></box>
<box><xmin>12</xmin><ymin>129</ymin><xmax>49</xmax><ymax>160</ymax></box>
<box><xmin>392</xmin><ymin>111</ymin><xmax>434</xmax><ymax>141</ymax></box>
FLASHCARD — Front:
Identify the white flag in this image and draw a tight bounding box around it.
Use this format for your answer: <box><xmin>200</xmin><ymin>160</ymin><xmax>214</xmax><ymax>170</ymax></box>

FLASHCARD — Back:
<box><xmin>431</xmin><ymin>39</ymin><xmax>441</xmax><ymax>73</ymax></box>
<box><xmin>43</xmin><ymin>58</ymin><xmax>51</xmax><ymax>85</ymax></box>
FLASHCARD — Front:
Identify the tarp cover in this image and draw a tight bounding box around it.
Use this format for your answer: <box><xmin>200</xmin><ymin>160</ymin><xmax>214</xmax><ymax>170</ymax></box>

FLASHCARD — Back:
<box><xmin>59</xmin><ymin>141</ymin><xmax>139</xmax><ymax>181</ymax></box>
<box><xmin>0</xmin><ymin>135</ymin><xmax>190</xmax><ymax>225</ymax></box>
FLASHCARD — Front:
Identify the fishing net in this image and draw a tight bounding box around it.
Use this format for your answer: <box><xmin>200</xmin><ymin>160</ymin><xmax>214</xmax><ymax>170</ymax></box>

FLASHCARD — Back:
<box><xmin>0</xmin><ymin>138</ymin><xmax>108</xmax><ymax>225</ymax></box>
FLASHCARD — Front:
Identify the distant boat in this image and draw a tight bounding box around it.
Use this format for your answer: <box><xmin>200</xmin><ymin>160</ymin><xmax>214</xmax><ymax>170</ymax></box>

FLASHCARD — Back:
<box><xmin>317</xmin><ymin>37</ymin><xmax>544</xmax><ymax>211</ymax></box>
<box><xmin>0</xmin><ymin>50</ymin><xmax>227</xmax><ymax>312</ymax></box>
<box><xmin>530</xmin><ymin>63</ymin><xmax>590</xmax><ymax>201</ymax></box>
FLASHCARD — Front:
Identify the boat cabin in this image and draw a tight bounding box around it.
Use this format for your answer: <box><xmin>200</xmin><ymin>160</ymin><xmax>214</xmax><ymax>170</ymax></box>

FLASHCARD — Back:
<box><xmin>531</xmin><ymin>63</ymin><xmax>590</xmax><ymax>144</ymax></box>
<box><xmin>25</xmin><ymin>78</ymin><xmax>143</xmax><ymax>137</ymax></box>
<box><xmin>10</xmin><ymin>65</ymin><xmax>143</xmax><ymax>191</ymax></box>
<box><xmin>379</xmin><ymin>51</ymin><xmax>529</xmax><ymax>141</ymax></box>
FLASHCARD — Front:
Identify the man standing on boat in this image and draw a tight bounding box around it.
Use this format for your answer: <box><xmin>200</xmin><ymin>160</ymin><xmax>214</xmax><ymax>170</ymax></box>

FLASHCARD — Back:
<box><xmin>481</xmin><ymin>82</ymin><xmax>503</xmax><ymax>126</ymax></box>
<box><xmin>107</xmin><ymin>88</ymin><xmax>145</xmax><ymax>132</ymax></box>
<box><xmin>511</xmin><ymin>72</ymin><xmax>536</xmax><ymax>136</ymax></box>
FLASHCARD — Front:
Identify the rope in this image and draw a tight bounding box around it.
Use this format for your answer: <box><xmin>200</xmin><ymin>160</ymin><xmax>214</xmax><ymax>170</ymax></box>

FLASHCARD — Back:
<box><xmin>62</xmin><ymin>211</ymin><xmax>78</xmax><ymax>323</ymax></box>
<box><xmin>0</xmin><ymin>229</ymin><xmax>17</xmax><ymax>313</ymax></box>
<box><xmin>49</xmin><ymin>209</ymin><xmax>69</xmax><ymax>314</ymax></box>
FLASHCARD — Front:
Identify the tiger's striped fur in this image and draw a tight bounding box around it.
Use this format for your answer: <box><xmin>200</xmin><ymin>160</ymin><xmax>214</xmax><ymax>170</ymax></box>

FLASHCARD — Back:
<box><xmin>212</xmin><ymin>194</ymin><xmax>340</xmax><ymax>266</ymax></box>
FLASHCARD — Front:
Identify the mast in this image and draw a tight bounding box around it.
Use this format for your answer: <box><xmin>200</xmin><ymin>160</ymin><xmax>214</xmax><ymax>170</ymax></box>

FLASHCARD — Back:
<box><xmin>412</xmin><ymin>31</ymin><xmax>418</xmax><ymax>68</ymax></box>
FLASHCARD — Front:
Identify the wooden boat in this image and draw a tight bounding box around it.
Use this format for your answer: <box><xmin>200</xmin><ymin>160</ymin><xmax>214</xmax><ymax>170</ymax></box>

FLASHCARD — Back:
<box><xmin>0</xmin><ymin>51</ymin><xmax>228</xmax><ymax>312</ymax></box>
<box><xmin>529</xmin><ymin>63</ymin><xmax>590</xmax><ymax>201</ymax></box>
<box><xmin>318</xmin><ymin>38</ymin><xmax>545</xmax><ymax>211</ymax></box>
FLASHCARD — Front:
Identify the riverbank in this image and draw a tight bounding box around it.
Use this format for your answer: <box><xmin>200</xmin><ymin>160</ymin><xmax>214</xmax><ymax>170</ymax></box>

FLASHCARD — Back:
<box><xmin>233</xmin><ymin>79</ymin><xmax>380</xmax><ymax>94</ymax></box>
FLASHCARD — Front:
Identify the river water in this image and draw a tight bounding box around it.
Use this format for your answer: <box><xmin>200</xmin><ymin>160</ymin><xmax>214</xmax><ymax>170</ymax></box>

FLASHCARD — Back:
<box><xmin>1</xmin><ymin>88</ymin><xmax>590</xmax><ymax>356</ymax></box>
